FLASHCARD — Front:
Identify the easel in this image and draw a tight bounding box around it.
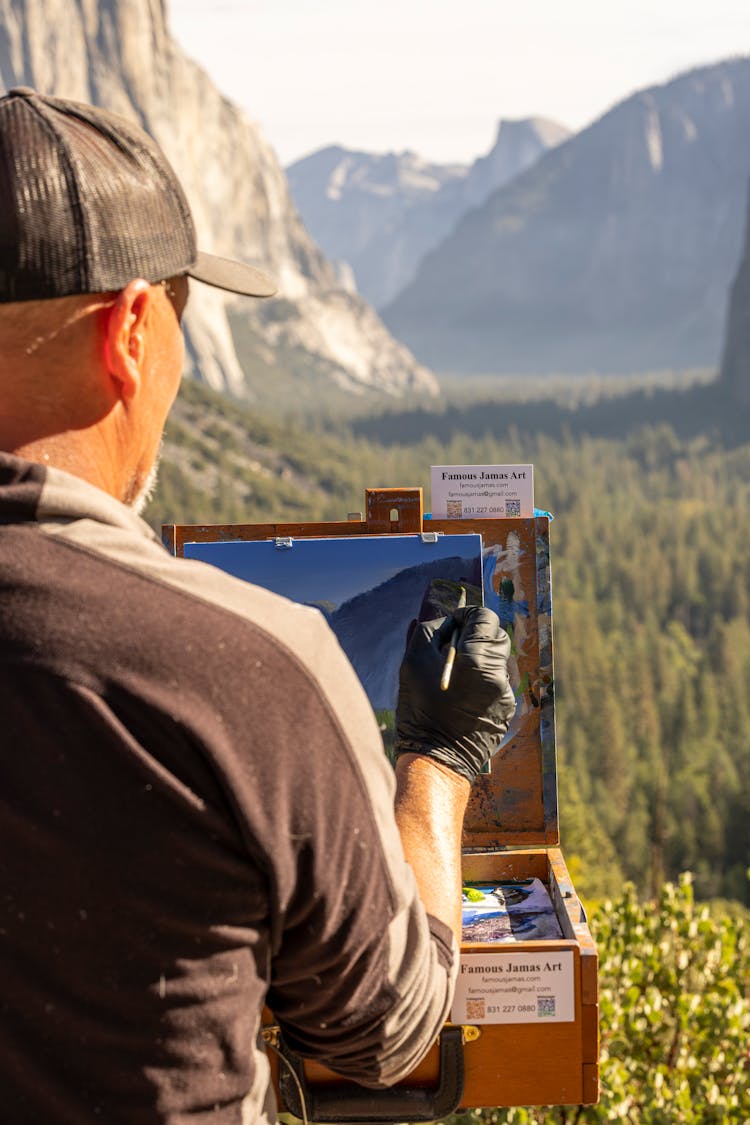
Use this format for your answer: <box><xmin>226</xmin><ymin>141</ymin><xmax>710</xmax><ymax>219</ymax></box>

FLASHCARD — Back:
<box><xmin>163</xmin><ymin>485</ymin><xmax>426</xmax><ymax>552</ymax></box>
<box><xmin>164</xmin><ymin>486</ymin><xmax>599</xmax><ymax>1118</ymax></box>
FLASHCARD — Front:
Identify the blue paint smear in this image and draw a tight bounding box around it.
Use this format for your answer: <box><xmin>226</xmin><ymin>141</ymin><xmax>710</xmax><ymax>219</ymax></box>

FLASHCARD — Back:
<box><xmin>482</xmin><ymin>550</ymin><xmax>529</xmax><ymax>630</ymax></box>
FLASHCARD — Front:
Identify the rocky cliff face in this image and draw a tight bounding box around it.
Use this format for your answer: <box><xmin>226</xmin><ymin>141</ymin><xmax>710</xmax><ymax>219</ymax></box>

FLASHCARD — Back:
<box><xmin>383</xmin><ymin>58</ymin><xmax>750</xmax><ymax>376</ymax></box>
<box><xmin>286</xmin><ymin>146</ymin><xmax>467</xmax><ymax>309</ymax></box>
<box><xmin>0</xmin><ymin>0</ymin><xmax>436</xmax><ymax>397</ymax></box>
<box><xmin>287</xmin><ymin>118</ymin><xmax>569</xmax><ymax>309</ymax></box>
<box><xmin>720</xmin><ymin>184</ymin><xmax>750</xmax><ymax>407</ymax></box>
<box><xmin>440</xmin><ymin>117</ymin><xmax>571</xmax><ymax>216</ymax></box>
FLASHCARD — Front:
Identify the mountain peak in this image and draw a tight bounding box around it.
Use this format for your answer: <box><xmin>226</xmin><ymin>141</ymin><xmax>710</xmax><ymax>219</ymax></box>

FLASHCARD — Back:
<box><xmin>493</xmin><ymin>116</ymin><xmax>571</xmax><ymax>147</ymax></box>
<box><xmin>383</xmin><ymin>55</ymin><xmax>750</xmax><ymax>376</ymax></box>
<box><xmin>0</xmin><ymin>0</ymin><xmax>436</xmax><ymax>399</ymax></box>
<box><xmin>286</xmin><ymin>117</ymin><xmax>564</xmax><ymax>309</ymax></box>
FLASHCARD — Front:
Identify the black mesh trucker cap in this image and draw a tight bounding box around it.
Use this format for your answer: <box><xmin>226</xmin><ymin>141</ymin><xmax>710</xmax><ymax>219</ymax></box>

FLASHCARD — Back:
<box><xmin>0</xmin><ymin>87</ymin><xmax>277</xmax><ymax>302</ymax></box>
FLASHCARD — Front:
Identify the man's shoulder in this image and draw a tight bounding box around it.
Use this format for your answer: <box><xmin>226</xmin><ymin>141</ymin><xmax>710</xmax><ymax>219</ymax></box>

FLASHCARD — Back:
<box><xmin>44</xmin><ymin>502</ymin><xmax>330</xmax><ymax>676</ymax></box>
<box><xmin>17</xmin><ymin>454</ymin><xmax>324</xmax><ymax>656</ymax></box>
<box><xmin>2</xmin><ymin>455</ymin><xmax>381</xmax><ymax>766</ymax></box>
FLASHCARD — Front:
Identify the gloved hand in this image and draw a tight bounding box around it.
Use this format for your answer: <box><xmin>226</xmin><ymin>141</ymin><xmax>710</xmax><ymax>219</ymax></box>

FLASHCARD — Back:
<box><xmin>395</xmin><ymin>606</ymin><xmax>516</xmax><ymax>785</ymax></box>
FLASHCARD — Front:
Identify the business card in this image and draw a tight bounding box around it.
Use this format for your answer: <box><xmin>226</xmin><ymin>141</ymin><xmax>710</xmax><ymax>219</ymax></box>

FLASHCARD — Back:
<box><xmin>431</xmin><ymin>464</ymin><xmax>534</xmax><ymax>519</ymax></box>
<box><xmin>451</xmin><ymin>950</ymin><xmax>575</xmax><ymax>1025</ymax></box>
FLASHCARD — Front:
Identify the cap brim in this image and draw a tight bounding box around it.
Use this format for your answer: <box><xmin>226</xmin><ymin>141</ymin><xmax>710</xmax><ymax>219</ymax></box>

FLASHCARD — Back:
<box><xmin>188</xmin><ymin>250</ymin><xmax>277</xmax><ymax>297</ymax></box>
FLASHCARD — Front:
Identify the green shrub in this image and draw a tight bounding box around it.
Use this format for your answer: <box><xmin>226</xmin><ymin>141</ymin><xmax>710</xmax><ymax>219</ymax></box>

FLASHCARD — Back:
<box><xmin>448</xmin><ymin>875</ymin><xmax>749</xmax><ymax>1125</ymax></box>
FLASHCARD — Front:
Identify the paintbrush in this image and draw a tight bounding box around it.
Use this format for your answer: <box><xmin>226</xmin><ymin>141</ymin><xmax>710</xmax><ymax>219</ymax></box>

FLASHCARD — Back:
<box><xmin>440</xmin><ymin>585</ymin><xmax>466</xmax><ymax>691</ymax></box>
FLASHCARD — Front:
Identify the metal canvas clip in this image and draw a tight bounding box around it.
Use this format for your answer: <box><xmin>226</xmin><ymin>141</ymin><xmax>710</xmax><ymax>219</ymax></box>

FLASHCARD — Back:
<box><xmin>274</xmin><ymin>537</ymin><xmax>294</xmax><ymax>550</ymax></box>
<box><xmin>420</xmin><ymin>531</ymin><xmax>440</xmax><ymax>543</ymax></box>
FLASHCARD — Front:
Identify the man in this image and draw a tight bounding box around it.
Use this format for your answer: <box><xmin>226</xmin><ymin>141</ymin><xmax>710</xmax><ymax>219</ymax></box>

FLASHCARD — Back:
<box><xmin>0</xmin><ymin>88</ymin><xmax>515</xmax><ymax>1123</ymax></box>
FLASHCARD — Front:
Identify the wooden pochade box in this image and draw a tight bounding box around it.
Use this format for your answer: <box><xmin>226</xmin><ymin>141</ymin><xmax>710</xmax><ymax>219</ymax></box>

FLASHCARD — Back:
<box><xmin>164</xmin><ymin>489</ymin><xmax>599</xmax><ymax>1122</ymax></box>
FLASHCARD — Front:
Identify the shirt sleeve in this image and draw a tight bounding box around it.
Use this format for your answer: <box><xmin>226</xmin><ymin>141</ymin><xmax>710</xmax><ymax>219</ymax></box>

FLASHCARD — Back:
<box><xmin>256</xmin><ymin>610</ymin><xmax>459</xmax><ymax>1086</ymax></box>
<box><xmin>120</xmin><ymin>550</ymin><xmax>460</xmax><ymax>1089</ymax></box>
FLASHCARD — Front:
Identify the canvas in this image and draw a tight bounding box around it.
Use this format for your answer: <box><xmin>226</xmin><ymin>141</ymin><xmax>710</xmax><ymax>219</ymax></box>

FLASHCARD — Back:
<box><xmin>184</xmin><ymin>533</ymin><xmax>483</xmax><ymax>756</ymax></box>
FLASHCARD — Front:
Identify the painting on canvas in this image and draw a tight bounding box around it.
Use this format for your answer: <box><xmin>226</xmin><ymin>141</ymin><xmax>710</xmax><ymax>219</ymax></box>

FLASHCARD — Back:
<box><xmin>184</xmin><ymin>533</ymin><xmax>483</xmax><ymax>757</ymax></box>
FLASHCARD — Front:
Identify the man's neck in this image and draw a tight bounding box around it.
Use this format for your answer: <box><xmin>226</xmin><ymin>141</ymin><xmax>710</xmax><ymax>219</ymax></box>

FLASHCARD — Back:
<box><xmin>8</xmin><ymin>431</ymin><xmax>124</xmax><ymax>503</ymax></box>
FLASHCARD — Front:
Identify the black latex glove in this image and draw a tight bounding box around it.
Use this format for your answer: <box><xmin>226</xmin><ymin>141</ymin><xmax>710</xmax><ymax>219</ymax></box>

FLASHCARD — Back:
<box><xmin>395</xmin><ymin>606</ymin><xmax>516</xmax><ymax>785</ymax></box>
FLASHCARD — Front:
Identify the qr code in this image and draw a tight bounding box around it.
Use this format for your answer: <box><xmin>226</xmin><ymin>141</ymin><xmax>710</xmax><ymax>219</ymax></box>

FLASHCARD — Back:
<box><xmin>446</xmin><ymin>499</ymin><xmax>463</xmax><ymax>518</ymax></box>
<box><xmin>466</xmin><ymin>998</ymin><xmax>486</xmax><ymax>1020</ymax></box>
<box><xmin>506</xmin><ymin>499</ymin><xmax>521</xmax><ymax>516</ymax></box>
<box><xmin>537</xmin><ymin>996</ymin><xmax>556</xmax><ymax>1018</ymax></box>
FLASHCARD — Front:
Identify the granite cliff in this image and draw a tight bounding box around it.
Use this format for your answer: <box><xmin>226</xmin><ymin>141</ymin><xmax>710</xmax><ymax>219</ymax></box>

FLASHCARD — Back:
<box><xmin>720</xmin><ymin>184</ymin><xmax>750</xmax><ymax>407</ymax></box>
<box><xmin>383</xmin><ymin>58</ymin><xmax>750</xmax><ymax>377</ymax></box>
<box><xmin>0</xmin><ymin>0</ymin><xmax>436</xmax><ymax>397</ymax></box>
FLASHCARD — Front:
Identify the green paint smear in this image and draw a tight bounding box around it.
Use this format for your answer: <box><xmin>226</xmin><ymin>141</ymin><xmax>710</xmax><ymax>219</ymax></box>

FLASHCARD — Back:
<box><xmin>463</xmin><ymin>887</ymin><xmax>486</xmax><ymax>902</ymax></box>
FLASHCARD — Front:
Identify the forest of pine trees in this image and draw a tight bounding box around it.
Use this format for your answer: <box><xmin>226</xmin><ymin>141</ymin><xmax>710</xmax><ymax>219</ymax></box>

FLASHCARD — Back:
<box><xmin>541</xmin><ymin>427</ymin><xmax>750</xmax><ymax>904</ymax></box>
<box><xmin>148</xmin><ymin>382</ymin><xmax>750</xmax><ymax>909</ymax></box>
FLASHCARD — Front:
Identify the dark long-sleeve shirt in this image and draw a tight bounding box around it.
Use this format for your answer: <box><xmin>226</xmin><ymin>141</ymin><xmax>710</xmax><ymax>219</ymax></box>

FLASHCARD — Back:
<box><xmin>0</xmin><ymin>452</ymin><xmax>456</xmax><ymax>1123</ymax></box>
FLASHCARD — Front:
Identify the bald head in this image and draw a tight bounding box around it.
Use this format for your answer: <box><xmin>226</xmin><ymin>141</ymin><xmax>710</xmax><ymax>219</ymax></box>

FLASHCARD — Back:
<box><xmin>0</xmin><ymin>294</ymin><xmax>114</xmax><ymax>438</ymax></box>
<box><xmin>0</xmin><ymin>277</ymin><xmax>187</xmax><ymax>507</ymax></box>
<box><xmin>0</xmin><ymin>292</ymin><xmax>103</xmax><ymax>356</ymax></box>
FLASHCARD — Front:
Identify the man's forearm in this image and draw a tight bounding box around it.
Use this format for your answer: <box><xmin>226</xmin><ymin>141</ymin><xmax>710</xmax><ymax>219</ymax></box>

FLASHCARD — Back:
<box><xmin>394</xmin><ymin>752</ymin><xmax>470</xmax><ymax>947</ymax></box>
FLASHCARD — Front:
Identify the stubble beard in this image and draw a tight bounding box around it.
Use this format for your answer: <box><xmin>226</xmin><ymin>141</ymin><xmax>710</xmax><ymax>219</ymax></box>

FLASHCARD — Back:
<box><xmin>124</xmin><ymin>444</ymin><xmax>162</xmax><ymax>517</ymax></box>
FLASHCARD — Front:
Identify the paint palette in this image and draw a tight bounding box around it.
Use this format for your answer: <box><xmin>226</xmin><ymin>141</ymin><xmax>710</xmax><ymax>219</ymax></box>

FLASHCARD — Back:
<box><xmin>461</xmin><ymin>879</ymin><xmax>564</xmax><ymax>943</ymax></box>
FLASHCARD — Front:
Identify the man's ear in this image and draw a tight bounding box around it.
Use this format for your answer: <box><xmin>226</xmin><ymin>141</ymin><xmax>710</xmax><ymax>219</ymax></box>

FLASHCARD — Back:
<box><xmin>103</xmin><ymin>279</ymin><xmax>153</xmax><ymax>402</ymax></box>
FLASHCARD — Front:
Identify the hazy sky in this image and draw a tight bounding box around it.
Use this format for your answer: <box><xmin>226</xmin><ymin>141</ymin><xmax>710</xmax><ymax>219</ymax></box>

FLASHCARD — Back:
<box><xmin>184</xmin><ymin>534</ymin><xmax>482</xmax><ymax>608</ymax></box>
<box><xmin>168</xmin><ymin>1</ymin><xmax>749</xmax><ymax>167</ymax></box>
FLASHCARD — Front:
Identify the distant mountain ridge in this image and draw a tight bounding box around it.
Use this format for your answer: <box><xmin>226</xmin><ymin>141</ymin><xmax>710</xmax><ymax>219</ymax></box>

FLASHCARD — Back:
<box><xmin>287</xmin><ymin>117</ymin><xmax>570</xmax><ymax>308</ymax></box>
<box><xmin>383</xmin><ymin>57</ymin><xmax>750</xmax><ymax>376</ymax></box>
<box><xmin>0</xmin><ymin>0</ymin><xmax>436</xmax><ymax>398</ymax></box>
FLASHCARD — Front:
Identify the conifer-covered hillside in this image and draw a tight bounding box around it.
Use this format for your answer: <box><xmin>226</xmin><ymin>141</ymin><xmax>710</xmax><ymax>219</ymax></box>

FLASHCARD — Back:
<box><xmin>148</xmin><ymin>382</ymin><xmax>750</xmax><ymax>909</ymax></box>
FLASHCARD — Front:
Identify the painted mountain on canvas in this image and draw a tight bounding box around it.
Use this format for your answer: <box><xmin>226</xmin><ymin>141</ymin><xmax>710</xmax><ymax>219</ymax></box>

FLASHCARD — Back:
<box><xmin>331</xmin><ymin>554</ymin><xmax>481</xmax><ymax>711</ymax></box>
<box><xmin>383</xmin><ymin>57</ymin><xmax>750</xmax><ymax>376</ymax></box>
<box><xmin>287</xmin><ymin>118</ymin><xmax>569</xmax><ymax>308</ymax></box>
